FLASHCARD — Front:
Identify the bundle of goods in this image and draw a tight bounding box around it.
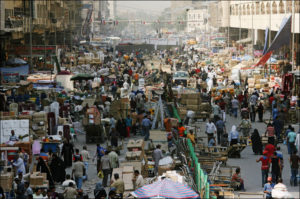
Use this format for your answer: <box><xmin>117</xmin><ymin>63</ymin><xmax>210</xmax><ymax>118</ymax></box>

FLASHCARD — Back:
<box><xmin>30</xmin><ymin>172</ymin><xmax>48</xmax><ymax>188</ymax></box>
<box><xmin>32</xmin><ymin>112</ymin><xmax>48</xmax><ymax>137</ymax></box>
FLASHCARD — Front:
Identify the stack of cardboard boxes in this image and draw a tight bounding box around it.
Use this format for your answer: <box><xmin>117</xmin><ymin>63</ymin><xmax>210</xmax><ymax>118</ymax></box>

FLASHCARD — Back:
<box><xmin>32</xmin><ymin>112</ymin><xmax>48</xmax><ymax>137</ymax></box>
<box><xmin>0</xmin><ymin>167</ymin><xmax>14</xmax><ymax>192</ymax></box>
<box><xmin>181</xmin><ymin>93</ymin><xmax>202</xmax><ymax>112</ymax></box>
<box><xmin>29</xmin><ymin>172</ymin><xmax>48</xmax><ymax>188</ymax></box>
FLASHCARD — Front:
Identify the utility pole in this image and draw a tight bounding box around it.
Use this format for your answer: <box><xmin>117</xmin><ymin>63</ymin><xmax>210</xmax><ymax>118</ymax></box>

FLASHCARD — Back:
<box><xmin>252</xmin><ymin>2</ymin><xmax>254</xmax><ymax>57</ymax></box>
<box><xmin>227</xmin><ymin>2</ymin><xmax>230</xmax><ymax>49</ymax></box>
<box><xmin>238</xmin><ymin>0</ymin><xmax>241</xmax><ymax>56</ymax></box>
<box><xmin>29</xmin><ymin>0</ymin><xmax>33</xmax><ymax>72</ymax></box>
<box><xmin>292</xmin><ymin>0</ymin><xmax>295</xmax><ymax>71</ymax></box>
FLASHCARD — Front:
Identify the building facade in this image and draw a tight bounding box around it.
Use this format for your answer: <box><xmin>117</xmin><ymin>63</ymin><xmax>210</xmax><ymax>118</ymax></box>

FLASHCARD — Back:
<box><xmin>186</xmin><ymin>9</ymin><xmax>206</xmax><ymax>33</ymax></box>
<box><xmin>0</xmin><ymin>0</ymin><xmax>83</xmax><ymax>64</ymax></box>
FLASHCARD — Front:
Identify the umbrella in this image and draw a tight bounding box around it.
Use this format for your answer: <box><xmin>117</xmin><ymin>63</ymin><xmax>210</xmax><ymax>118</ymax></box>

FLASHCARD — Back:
<box><xmin>70</xmin><ymin>73</ymin><xmax>93</xmax><ymax>81</ymax></box>
<box><xmin>6</xmin><ymin>58</ymin><xmax>27</xmax><ymax>66</ymax></box>
<box><xmin>132</xmin><ymin>179</ymin><xmax>199</xmax><ymax>198</ymax></box>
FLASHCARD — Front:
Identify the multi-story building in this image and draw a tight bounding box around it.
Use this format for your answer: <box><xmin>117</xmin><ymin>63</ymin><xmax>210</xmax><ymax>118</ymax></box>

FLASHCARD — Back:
<box><xmin>218</xmin><ymin>1</ymin><xmax>300</xmax><ymax>47</ymax></box>
<box><xmin>186</xmin><ymin>9</ymin><xmax>207</xmax><ymax>33</ymax></box>
<box><xmin>0</xmin><ymin>0</ymin><xmax>82</xmax><ymax>64</ymax></box>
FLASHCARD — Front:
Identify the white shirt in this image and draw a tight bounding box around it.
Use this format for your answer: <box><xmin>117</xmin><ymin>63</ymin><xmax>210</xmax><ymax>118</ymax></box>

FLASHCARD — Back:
<box><xmin>135</xmin><ymin>175</ymin><xmax>144</xmax><ymax>189</ymax></box>
<box><xmin>62</xmin><ymin>179</ymin><xmax>76</xmax><ymax>187</ymax></box>
<box><xmin>206</xmin><ymin>122</ymin><xmax>217</xmax><ymax>134</ymax></box>
<box><xmin>13</xmin><ymin>158</ymin><xmax>26</xmax><ymax>175</ymax></box>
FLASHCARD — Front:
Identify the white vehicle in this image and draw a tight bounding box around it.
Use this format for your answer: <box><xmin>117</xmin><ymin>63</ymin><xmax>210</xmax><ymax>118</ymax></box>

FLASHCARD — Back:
<box><xmin>172</xmin><ymin>71</ymin><xmax>190</xmax><ymax>86</ymax></box>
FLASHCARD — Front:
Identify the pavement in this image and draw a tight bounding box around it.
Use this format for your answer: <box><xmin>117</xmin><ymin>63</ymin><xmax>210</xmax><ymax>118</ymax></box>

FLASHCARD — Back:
<box><xmin>56</xmin><ymin>109</ymin><xmax>300</xmax><ymax>198</ymax></box>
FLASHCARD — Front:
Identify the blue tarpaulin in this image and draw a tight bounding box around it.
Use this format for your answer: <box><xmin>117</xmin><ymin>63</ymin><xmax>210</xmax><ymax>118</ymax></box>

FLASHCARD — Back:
<box><xmin>0</xmin><ymin>65</ymin><xmax>29</xmax><ymax>76</ymax></box>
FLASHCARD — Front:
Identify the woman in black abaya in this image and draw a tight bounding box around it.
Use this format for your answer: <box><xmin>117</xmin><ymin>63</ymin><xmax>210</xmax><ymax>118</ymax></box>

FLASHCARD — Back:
<box><xmin>36</xmin><ymin>157</ymin><xmax>54</xmax><ymax>186</ymax></box>
<box><xmin>251</xmin><ymin>129</ymin><xmax>263</xmax><ymax>155</ymax></box>
<box><xmin>49</xmin><ymin>154</ymin><xmax>66</xmax><ymax>183</ymax></box>
<box><xmin>61</xmin><ymin>140</ymin><xmax>74</xmax><ymax>167</ymax></box>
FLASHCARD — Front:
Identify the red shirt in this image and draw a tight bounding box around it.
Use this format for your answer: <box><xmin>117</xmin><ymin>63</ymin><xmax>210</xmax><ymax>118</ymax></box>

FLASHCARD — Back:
<box><xmin>259</xmin><ymin>156</ymin><xmax>270</xmax><ymax>170</ymax></box>
<box><xmin>269</xmin><ymin>96</ymin><xmax>275</xmax><ymax>106</ymax></box>
<box><xmin>264</xmin><ymin>144</ymin><xmax>275</xmax><ymax>158</ymax></box>
<box><xmin>219</xmin><ymin>101</ymin><xmax>226</xmax><ymax>110</ymax></box>
<box><xmin>178</xmin><ymin>126</ymin><xmax>186</xmax><ymax>137</ymax></box>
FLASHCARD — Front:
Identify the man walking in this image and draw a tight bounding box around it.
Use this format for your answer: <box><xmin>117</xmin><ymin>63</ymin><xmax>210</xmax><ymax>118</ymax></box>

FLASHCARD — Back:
<box><xmin>263</xmin><ymin>177</ymin><xmax>274</xmax><ymax>199</ymax></box>
<box><xmin>256</xmin><ymin>151</ymin><xmax>270</xmax><ymax>187</ymax></box>
<box><xmin>93</xmin><ymin>144</ymin><xmax>106</xmax><ymax>172</ymax></box>
<box><xmin>100</xmin><ymin>151</ymin><xmax>111</xmax><ymax>187</ymax></box>
<box><xmin>142</xmin><ymin>115</ymin><xmax>152</xmax><ymax>141</ymax></box>
<box><xmin>72</xmin><ymin>157</ymin><xmax>85</xmax><ymax>190</ymax></box>
<box><xmin>80</xmin><ymin>146</ymin><xmax>90</xmax><ymax>181</ymax></box>
<box><xmin>215</xmin><ymin>116</ymin><xmax>225</xmax><ymax>145</ymax></box>
<box><xmin>205</xmin><ymin>119</ymin><xmax>217</xmax><ymax>144</ymax></box>
<box><xmin>153</xmin><ymin>145</ymin><xmax>163</xmax><ymax>176</ymax></box>
<box><xmin>231</xmin><ymin>97</ymin><xmax>239</xmax><ymax>118</ymax></box>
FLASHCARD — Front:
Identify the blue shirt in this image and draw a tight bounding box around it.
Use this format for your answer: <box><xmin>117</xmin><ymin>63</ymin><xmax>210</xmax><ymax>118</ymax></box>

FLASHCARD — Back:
<box><xmin>216</xmin><ymin>120</ymin><xmax>225</xmax><ymax>130</ymax></box>
<box><xmin>228</xmin><ymin>131</ymin><xmax>239</xmax><ymax>142</ymax></box>
<box><xmin>125</xmin><ymin>118</ymin><xmax>132</xmax><ymax>127</ymax></box>
<box><xmin>9</xmin><ymin>135</ymin><xmax>18</xmax><ymax>141</ymax></box>
<box><xmin>264</xmin><ymin>183</ymin><xmax>274</xmax><ymax>197</ymax></box>
<box><xmin>142</xmin><ymin>118</ymin><xmax>152</xmax><ymax>128</ymax></box>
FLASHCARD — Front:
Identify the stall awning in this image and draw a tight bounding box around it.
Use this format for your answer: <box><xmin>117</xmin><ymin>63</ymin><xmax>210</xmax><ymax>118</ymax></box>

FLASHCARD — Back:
<box><xmin>236</xmin><ymin>37</ymin><xmax>252</xmax><ymax>44</ymax></box>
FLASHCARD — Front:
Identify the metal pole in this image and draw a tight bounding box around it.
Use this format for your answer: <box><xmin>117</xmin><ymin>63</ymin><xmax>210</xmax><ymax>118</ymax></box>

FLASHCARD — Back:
<box><xmin>252</xmin><ymin>2</ymin><xmax>254</xmax><ymax>57</ymax></box>
<box><xmin>44</xmin><ymin>30</ymin><xmax>46</xmax><ymax>69</ymax></box>
<box><xmin>292</xmin><ymin>0</ymin><xmax>295</xmax><ymax>71</ymax></box>
<box><xmin>239</xmin><ymin>1</ymin><xmax>241</xmax><ymax>56</ymax></box>
<box><xmin>227</xmin><ymin>3</ymin><xmax>230</xmax><ymax>49</ymax></box>
<box><xmin>29</xmin><ymin>0</ymin><xmax>33</xmax><ymax>71</ymax></box>
<box><xmin>269</xmin><ymin>1</ymin><xmax>272</xmax><ymax>75</ymax></box>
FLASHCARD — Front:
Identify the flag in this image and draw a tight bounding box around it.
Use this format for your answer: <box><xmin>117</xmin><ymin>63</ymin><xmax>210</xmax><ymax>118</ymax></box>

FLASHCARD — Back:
<box><xmin>262</xmin><ymin>28</ymin><xmax>269</xmax><ymax>55</ymax></box>
<box><xmin>255</xmin><ymin>51</ymin><xmax>273</xmax><ymax>66</ymax></box>
<box><xmin>265</xmin><ymin>15</ymin><xmax>292</xmax><ymax>54</ymax></box>
<box><xmin>255</xmin><ymin>15</ymin><xmax>292</xmax><ymax>66</ymax></box>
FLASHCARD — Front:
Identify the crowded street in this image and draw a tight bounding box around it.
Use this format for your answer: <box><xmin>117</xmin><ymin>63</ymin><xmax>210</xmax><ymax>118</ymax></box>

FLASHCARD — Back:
<box><xmin>0</xmin><ymin>1</ymin><xmax>300</xmax><ymax>199</ymax></box>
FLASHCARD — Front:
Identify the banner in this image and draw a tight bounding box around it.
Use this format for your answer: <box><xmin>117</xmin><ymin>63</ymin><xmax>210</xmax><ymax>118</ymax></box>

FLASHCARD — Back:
<box><xmin>266</xmin><ymin>15</ymin><xmax>292</xmax><ymax>54</ymax></box>
<box><xmin>255</xmin><ymin>51</ymin><xmax>273</xmax><ymax>66</ymax></box>
<box><xmin>262</xmin><ymin>28</ymin><xmax>269</xmax><ymax>55</ymax></box>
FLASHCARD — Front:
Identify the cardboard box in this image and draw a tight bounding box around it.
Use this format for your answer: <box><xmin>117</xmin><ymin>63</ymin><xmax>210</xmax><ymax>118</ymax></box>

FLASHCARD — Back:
<box><xmin>122</xmin><ymin>166</ymin><xmax>134</xmax><ymax>174</ymax></box>
<box><xmin>120</xmin><ymin>161</ymin><xmax>143</xmax><ymax>174</ymax></box>
<box><xmin>186</xmin><ymin>105</ymin><xmax>199</xmax><ymax>111</ymax></box>
<box><xmin>0</xmin><ymin>172</ymin><xmax>14</xmax><ymax>192</ymax></box>
<box><xmin>186</xmin><ymin>99</ymin><xmax>199</xmax><ymax>105</ymax></box>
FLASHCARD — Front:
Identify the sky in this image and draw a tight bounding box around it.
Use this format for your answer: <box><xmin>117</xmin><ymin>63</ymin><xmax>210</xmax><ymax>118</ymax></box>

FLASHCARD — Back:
<box><xmin>117</xmin><ymin>1</ymin><xmax>171</xmax><ymax>15</ymax></box>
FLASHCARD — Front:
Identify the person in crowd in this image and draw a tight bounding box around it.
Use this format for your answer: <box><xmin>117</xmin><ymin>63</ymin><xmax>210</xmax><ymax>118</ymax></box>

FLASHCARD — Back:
<box><xmin>110</xmin><ymin>174</ymin><xmax>125</xmax><ymax>198</ymax></box>
<box><xmin>0</xmin><ymin>185</ymin><xmax>5</xmax><ymax>199</ymax></box>
<box><xmin>256</xmin><ymin>151</ymin><xmax>270</xmax><ymax>187</ymax></box>
<box><xmin>215</xmin><ymin>116</ymin><xmax>225</xmax><ymax>145</ymax></box>
<box><xmin>93</xmin><ymin>144</ymin><xmax>106</xmax><ymax>173</ymax></box>
<box><xmin>228</xmin><ymin>125</ymin><xmax>239</xmax><ymax>146</ymax></box>
<box><xmin>289</xmin><ymin>150</ymin><xmax>300</xmax><ymax>186</ymax></box>
<box><xmin>132</xmin><ymin>170</ymin><xmax>144</xmax><ymax>190</ymax></box>
<box><xmin>212</xmin><ymin>102</ymin><xmax>220</xmax><ymax>121</ymax></box>
<box><xmin>287</xmin><ymin>127</ymin><xmax>296</xmax><ymax>155</ymax></box>
<box><xmin>14</xmin><ymin>178</ymin><xmax>25</xmax><ymax>199</ymax></box>
<box><xmin>72</xmin><ymin>157</ymin><xmax>85</xmax><ymax>190</ymax></box>
<box><xmin>110</xmin><ymin>128</ymin><xmax>119</xmax><ymax>148</ymax></box>
<box><xmin>178</xmin><ymin>122</ymin><xmax>186</xmax><ymax>137</ymax></box>
<box><xmin>62</xmin><ymin>174</ymin><xmax>76</xmax><ymax>188</ymax></box>
<box><xmin>32</xmin><ymin>188</ymin><xmax>46</xmax><ymax>199</ymax></box>
<box><xmin>276</xmin><ymin>146</ymin><xmax>284</xmax><ymax>178</ymax></box>
<box><xmin>24</xmin><ymin>182</ymin><xmax>33</xmax><ymax>198</ymax></box>
<box><xmin>49</xmin><ymin>154</ymin><xmax>66</xmax><ymax>184</ymax></box>
<box><xmin>271</xmin><ymin>152</ymin><xmax>281</xmax><ymax>184</ymax></box>
<box><xmin>73</xmin><ymin>149</ymin><xmax>82</xmax><ymax>162</ymax></box>
<box><xmin>125</xmin><ymin>115</ymin><xmax>132</xmax><ymax>137</ymax></box>
<box><xmin>251</xmin><ymin>129</ymin><xmax>262</xmax><ymax>155</ymax></box>
<box><xmin>265</xmin><ymin>123</ymin><xmax>275</xmax><ymax>145</ymax></box>
<box><xmin>100</xmin><ymin>151</ymin><xmax>111</xmax><ymax>187</ymax></box>
<box><xmin>63</xmin><ymin>182</ymin><xmax>77</xmax><ymax>199</ymax></box>
<box><xmin>208</xmin><ymin>137</ymin><xmax>216</xmax><ymax>147</ymax></box>
<box><xmin>256</xmin><ymin>102</ymin><xmax>264</xmax><ymax>122</ymax></box>
<box><xmin>61</xmin><ymin>140</ymin><xmax>74</xmax><ymax>168</ymax></box>
<box><xmin>273</xmin><ymin>116</ymin><xmax>283</xmax><ymax>141</ymax></box>
<box><xmin>231</xmin><ymin>97</ymin><xmax>239</xmax><ymax>118</ymax></box>
<box><xmin>231</xmin><ymin>168</ymin><xmax>245</xmax><ymax>191</ymax></box>
<box><xmin>39</xmin><ymin>149</ymin><xmax>48</xmax><ymax>162</ymax></box>
<box><xmin>153</xmin><ymin>145</ymin><xmax>163</xmax><ymax>176</ymax></box>
<box><xmin>263</xmin><ymin>177</ymin><xmax>275</xmax><ymax>199</ymax></box>
<box><xmin>12</xmin><ymin>154</ymin><xmax>26</xmax><ymax>176</ymax></box>
<box><xmin>108</xmin><ymin>150</ymin><xmax>119</xmax><ymax>171</ymax></box>
<box><xmin>141</xmin><ymin>115</ymin><xmax>152</xmax><ymax>141</ymax></box>
<box><xmin>186</xmin><ymin>130</ymin><xmax>196</xmax><ymax>147</ymax></box>
<box><xmin>296</xmin><ymin>129</ymin><xmax>300</xmax><ymax>157</ymax></box>
<box><xmin>9</xmin><ymin>130</ymin><xmax>19</xmax><ymax>141</ymax></box>
<box><xmin>36</xmin><ymin>157</ymin><xmax>54</xmax><ymax>187</ymax></box>
<box><xmin>206</xmin><ymin>119</ymin><xmax>216</xmax><ymax>144</ymax></box>
<box><xmin>80</xmin><ymin>146</ymin><xmax>90</xmax><ymax>181</ymax></box>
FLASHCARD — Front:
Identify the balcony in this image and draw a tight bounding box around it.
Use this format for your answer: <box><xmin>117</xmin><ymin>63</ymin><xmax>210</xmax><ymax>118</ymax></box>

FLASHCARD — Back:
<box><xmin>4</xmin><ymin>17</ymin><xmax>23</xmax><ymax>32</ymax></box>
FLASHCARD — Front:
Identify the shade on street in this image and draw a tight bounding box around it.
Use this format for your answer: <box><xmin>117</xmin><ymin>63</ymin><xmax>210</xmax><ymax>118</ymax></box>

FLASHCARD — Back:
<box><xmin>70</xmin><ymin>73</ymin><xmax>94</xmax><ymax>81</ymax></box>
<box><xmin>132</xmin><ymin>179</ymin><xmax>199</xmax><ymax>198</ymax></box>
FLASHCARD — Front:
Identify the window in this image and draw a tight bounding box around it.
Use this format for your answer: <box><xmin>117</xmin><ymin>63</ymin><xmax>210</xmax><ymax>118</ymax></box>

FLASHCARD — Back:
<box><xmin>272</xmin><ymin>2</ymin><xmax>277</xmax><ymax>14</ymax></box>
<box><xmin>251</xmin><ymin>3</ymin><xmax>255</xmax><ymax>15</ymax></box>
<box><xmin>5</xmin><ymin>9</ymin><xmax>13</xmax><ymax>19</ymax></box>
<box><xmin>266</xmin><ymin>2</ymin><xmax>270</xmax><ymax>14</ymax></box>
<box><xmin>14</xmin><ymin>7</ymin><xmax>23</xmax><ymax>17</ymax></box>
<box><xmin>256</xmin><ymin>2</ymin><xmax>260</xmax><ymax>15</ymax></box>
<box><xmin>261</xmin><ymin>3</ymin><xmax>265</xmax><ymax>14</ymax></box>
<box><xmin>286</xmin><ymin>1</ymin><xmax>292</xmax><ymax>13</ymax></box>
<box><xmin>279</xmin><ymin>0</ymin><xmax>285</xmax><ymax>13</ymax></box>
<box><xmin>247</xmin><ymin>5</ymin><xmax>250</xmax><ymax>15</ymax></box>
